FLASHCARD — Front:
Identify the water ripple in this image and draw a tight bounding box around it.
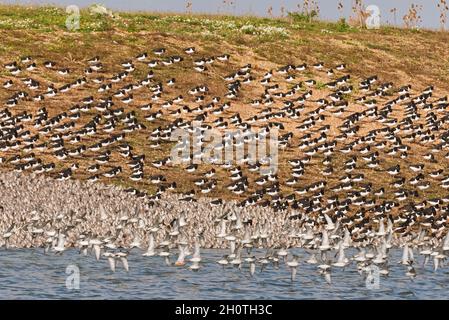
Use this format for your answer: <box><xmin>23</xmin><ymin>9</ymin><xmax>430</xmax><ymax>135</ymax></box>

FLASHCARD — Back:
<box><xmin>0</xmin><ymin>249</ymin><xmax>446</xmax><ymax>299</ymax></box>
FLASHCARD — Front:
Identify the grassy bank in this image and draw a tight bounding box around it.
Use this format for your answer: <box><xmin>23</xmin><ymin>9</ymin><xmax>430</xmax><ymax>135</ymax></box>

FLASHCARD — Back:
<box><xmin>0</xmin><ymin>5</ymin><xmax>448</xmax><ymax>90</ymax></box>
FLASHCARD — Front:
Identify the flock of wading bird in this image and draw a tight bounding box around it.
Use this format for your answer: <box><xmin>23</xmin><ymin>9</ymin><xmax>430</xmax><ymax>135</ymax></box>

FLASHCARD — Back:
<box><xmin>1</xmin><ymin>43</ymin><xmax>449</xmax><ymax>283</ymax></box>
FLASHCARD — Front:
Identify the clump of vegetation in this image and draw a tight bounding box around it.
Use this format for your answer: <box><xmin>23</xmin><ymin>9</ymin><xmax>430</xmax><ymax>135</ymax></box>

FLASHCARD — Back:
<box><xmin>88</xmin><ymin>4</ymin><xmax>115</xmax><ymax>18</ymax></box>
<box><xmin>287</xmin><ymin>11</ymin><xmax>317</xmax><ymax>24</ymax></box>
<box><xmin>336</xmin><ymin>18</ymin><xmax>351</xmax><ymax>32</ymax></box>
<box><xmin>438</xmin><ymin>0</ymin><xmax>449</xmax><ymax>30</ymax></box>
<box><xmin>390</xmin><ymin>7</ymin><xmax>398</xmax><ymax>26</ymax></box>
<box><xmin>185</xmin><ymin>1</ymin><xmax>193</xmax><ymax>14</ymax></box>
<box><xmin>403</xmin><ymin>3</ymin><xmax>423</xmax><ymax>29</ymax></box>
<box><xmin>280</xmin><ymin>6</ymin><xmax>286</xmax><ymax>18</ymax></box>
<box><xmin>348</xmin><ymin>0</ymin><xmax>367</xmax><ymax>28</ymax></box>
<box><xmin>287</xmin><ymin>0</ymin><xmax>320</xmax><ymax>23</ymax></box>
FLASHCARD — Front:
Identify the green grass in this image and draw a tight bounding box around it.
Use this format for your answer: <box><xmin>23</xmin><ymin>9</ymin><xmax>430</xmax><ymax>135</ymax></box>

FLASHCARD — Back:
<box><xmin>0</xmin><ymin>4</ymin><xmax>411</xmax><ymax>36</ymax></box>
<box><xmin>1</xmin><ymin>4</ymin><xmax>447</xmax><ymax>92</ymax></box>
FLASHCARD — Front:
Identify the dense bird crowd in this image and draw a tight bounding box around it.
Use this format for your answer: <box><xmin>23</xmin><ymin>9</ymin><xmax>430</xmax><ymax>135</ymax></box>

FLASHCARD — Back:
<box><xmin>1</xmin><ymin>44</ymin><xmax>449</xmax><ymax>280</ymax></box>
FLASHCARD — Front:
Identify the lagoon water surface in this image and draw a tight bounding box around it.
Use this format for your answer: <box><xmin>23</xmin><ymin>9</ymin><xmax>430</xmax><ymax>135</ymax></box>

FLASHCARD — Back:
<box><xmin>1</xmin><ymin>249</ymin><xmax>448</xmax><ymax>299</ymax></box>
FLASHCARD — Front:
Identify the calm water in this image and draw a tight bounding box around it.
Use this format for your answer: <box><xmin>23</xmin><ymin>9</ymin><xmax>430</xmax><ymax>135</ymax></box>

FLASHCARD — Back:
<box><xmin>1</xmin><ymin>249</ymin><xmax>449</xmax><ymax>299</ymax></box>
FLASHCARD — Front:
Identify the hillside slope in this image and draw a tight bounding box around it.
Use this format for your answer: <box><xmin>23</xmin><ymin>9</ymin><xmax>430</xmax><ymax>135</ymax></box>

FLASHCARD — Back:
<box><xmin>1</xmin><ymin>5</ymin><xmax>449</xmax><ymax>211</ymax></box>
<box><xmin>0</xmin><ymin>5</ymin><xmax>448</xmax><ymax>90</ymax></box>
